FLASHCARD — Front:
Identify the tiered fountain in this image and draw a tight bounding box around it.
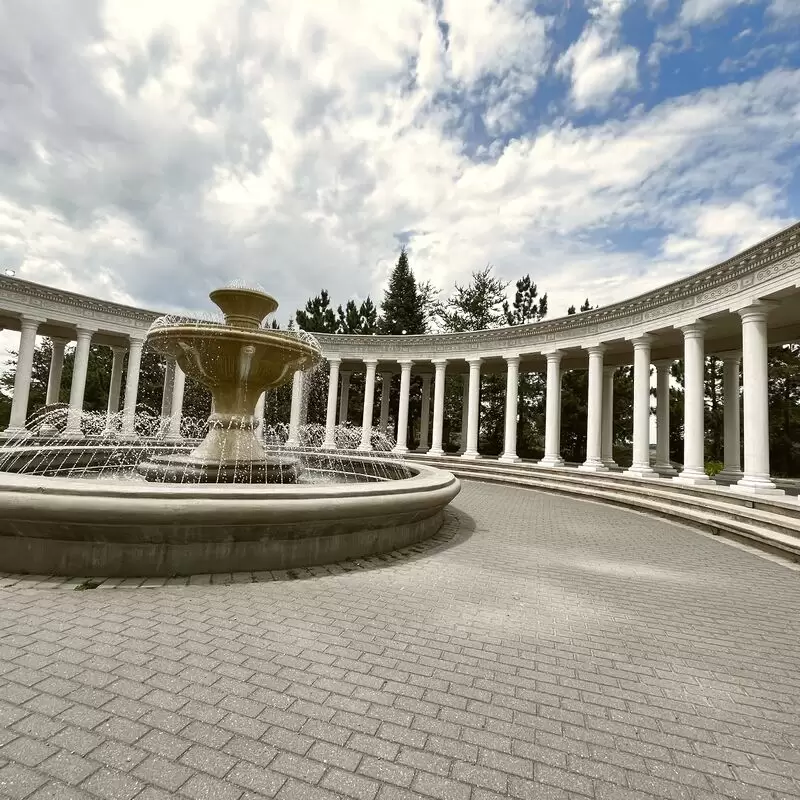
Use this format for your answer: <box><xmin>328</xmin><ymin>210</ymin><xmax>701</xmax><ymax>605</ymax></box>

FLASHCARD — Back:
<box><xmin>0</xmin><ymin>285</ymin><xmax>460</xmax><ymax>577</ymax></box>
<box><xmin>138</xmin><ymin>285</ymin><xmax>320</xmax><ymax>483</ymax></box>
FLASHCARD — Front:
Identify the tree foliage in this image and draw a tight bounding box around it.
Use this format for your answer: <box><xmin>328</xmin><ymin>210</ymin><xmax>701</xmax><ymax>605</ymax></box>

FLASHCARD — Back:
<box><xmin>437</xmin><ymin>265</ymin><xmax>509</xmax><ymax>333</ymax></box>
<box><xmin>379</xmin><ymin>247</ymin><xmax>426</xmax><ymax>335</ymax></box>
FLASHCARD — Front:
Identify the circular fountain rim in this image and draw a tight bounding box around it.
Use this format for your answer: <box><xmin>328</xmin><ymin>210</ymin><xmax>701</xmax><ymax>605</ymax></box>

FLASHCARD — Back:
<box><xmin>0</xmin><ymin>457</ymin><xmax>452</xmax><ymax>499</ymax></box>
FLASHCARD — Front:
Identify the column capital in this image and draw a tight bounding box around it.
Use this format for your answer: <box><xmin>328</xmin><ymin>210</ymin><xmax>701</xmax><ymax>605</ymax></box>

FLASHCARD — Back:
<box><xmin>504</xmin><ymin>354</ymin><xmax>521</xmax><ymax>366</ymax></box>
<box><xmin>363</xmin><ymin>358</ymin><xmax>378</xmax><ymax>368</ymax></box>
<box><xmin>20</xmin><ymin>315</ymin><xmax>46</xmax><ymax>330</ymax></box>
<box><xmin>339</xmin><ymin>369</ymin><xmax>352</xmax><ymax>378</ymax></box>
<box><xmin>466</xmin><ymin>356</ymin><xmax>483</xmax><ymax>367</ymax></box>
<box><xmin>431</xmin><ymin>358</ymin><xmax>448</xmax><ymax>368</ymax></box>
<box><xmin>679</xmin><ymin>322</ymin><xmax>707</xmax><ymax>338</ymax></box>
<box><xmin>544</xmin><ymin>350</ymin><xmax>564</xmax><ymax>363</ymax></box>
<box><xmin>420</xmin><ymin>372</ymin><xmax>433</xmax><ymax>386</ymax></box>
<box><xmin>327</xmin><ymin>357</ymin><xmax>342</xmax><ymax>367</ymax></box>
<box><xmin>75</xmin><ymin>326</ymin><xmax>97</xmax><ymax>339</ymax></box>
<box><xmin>603</xmin><ymin>365</ymin><xmax>617</xmax><ymax>377</ymax></box>
<box><xmin>49</xmin><ymin>336</ymin><xmax>70</xmax><ymax>348</ymax></box>
<box><xmin>629</xmin><ymin>334</ymin><xmax>655</xmax><ymax>348</ymax></box>
<box><xmin>715</xmin><ymin>350</ymin><xmax>742</xmax><ymax>363</ymax></box>
<box><xmin>585</xmin><ymin>345</ymin><xmax>606</xmax><ymax>357</ymax></box>
<box><xmin>128</xmin><ymin>335</ymin><xmax>145</xmax><ymax>348</ymax></box>
<box><xmin>111</xmin><ymin>344</ymin><xmax>128</xmax><ymax>356</ymax></box>
<box><xmin>398</xmin><ymin>359</ymin><xmax>414</xmax><ymax>369</ymax></box>
<box><xmin>653</xmin><ymin>358</ymin><xmax>673</xmax><ymax>370</ymax></box>
<box><xmin>737</xmin><ymin>300</ymin><xmax>779</xmax><ymax>323</ymax></box>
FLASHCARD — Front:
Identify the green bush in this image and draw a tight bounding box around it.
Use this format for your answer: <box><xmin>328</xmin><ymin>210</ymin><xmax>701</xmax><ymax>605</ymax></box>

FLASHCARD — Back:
<box><xmin>705</xmin><ymin>460</ymin><xmax>724</xmax><ymax>477</ymax></box>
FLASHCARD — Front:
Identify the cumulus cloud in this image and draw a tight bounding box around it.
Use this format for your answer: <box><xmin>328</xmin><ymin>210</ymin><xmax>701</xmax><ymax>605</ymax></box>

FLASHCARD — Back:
<box><xmin>0</xmin><ymin>0</ymin><xmax>798</xmax><ymax>345</ymax></box>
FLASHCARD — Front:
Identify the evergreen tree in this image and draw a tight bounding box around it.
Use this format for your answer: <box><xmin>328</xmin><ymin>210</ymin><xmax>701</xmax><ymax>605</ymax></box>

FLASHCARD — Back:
<box><xmin>437</xmin><ymin>265</ymin><xmax>509</xmax><ymax>332</ymax></box>
<box><xmin>379</xmin><ymin>247</ymin><xmax>426</xmax><ymax>335</ymax></box>
<box><xmin>504</xmin><ymin>275</ymin><xmax>547</xmax><ymax>326</ymax></box>
<box><xmin>296</xmin><ymin>290</ymin><xmax>337</xmax><ymax>333</ymax></box>
<box><xmin>336</xmin><ymin>297</ymin><xmax>379</xmax><ymax>334</ymax></box>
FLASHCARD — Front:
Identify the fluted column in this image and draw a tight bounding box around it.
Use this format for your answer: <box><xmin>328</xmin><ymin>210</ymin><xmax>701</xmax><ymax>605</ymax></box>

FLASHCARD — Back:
<box><xmin>379</xmin><ymin>372</ymin><xmax>392</xmax><ymax>433</ymax></box>
<box><xmin>166</xmin><ymin>365</ymin><xmax>186</xmax><ymax>439</ymax></box>
<box><xmin>338</xmin><ymin>371</ymin><xmax>351</xmax><ymax>425</ymax></box>
<box><xmin>285</xmin><ymin>370</ymin><xmax>304</xmax><ymax>448</ymax></box>
<box><xmin>458</xmin><ymin>373</ymin><xmax>470</xmax><ymax>454</ymax></box>
<box><xmin>601</xmin><ymin>366</ymin><xmax>617</xmax><ymax>468</ymax></box>
<box><xmin>46</xmin><ymin>337</ymin><xmax>68</xmax><ymax>406</ymax></box>
<box><xmin>121</xmin><ymin>337</ymin><xmax>144</xmax><ymax>437</ymax></box>
<box><xmin>654</xmin><ymin>360</ymin><xmax>676</xmax><ymax>476</ymax></box>
<box><xmin>323</xmin><ymin>358</ymin><xmax>341</xmax><ymax>449</ymax></box>
<box><xmin>429</xmin><ymin>359</ymin><xmax>447</xmax><ymax>457</ymax></box>
<box><xmin>717</xmin><ymin>352</ymin><xmax>743</xmax><ymax>483</ymax></box>
<box><xmin>103</xmin><ymin>345</ymin><xmax>127</xmax><ymax>434</ymax></box>
<box><xmin>462</xmin><ymin>357</ymin><xmax>482</xmax><ymax>459</ymax></box>
<box><xmin>64</xmin><ymin>327</ymin><xmax>95</xmax><ymax>437</ymax></box>
<box><xmin>160</xmin><ymin>357</ymin><xmax>176</xmax><ymax>422</ymax></box>
<box><xmin>674</xmin><ymin>323</ymin><xmax>711</xmax><ymax>484</ymax></box>
<box><xmin>732</xmin><ymin>303</ymin><xmax>782</xmax><ymax>495</ymax></box>
<box><xmin>4</xmin><ymin>316</ymin><xmax>44</xmax><ymax>436</ymax></box>
<box><xmin>624</xmin><ymin>336</ymin><xmax>656</xmax><ymax>477</ymax></box>
<box><xmin>499</xmin><ymin>355</ymin><xmax>520</xmax><ymax>463</ymax></box>
<box><xmin>540</xmin><ymin>351</ymin><xmax>564</xmax><ymax>468</ymax></box>
<box><xmin>418</xmin><ymin>373</ymin><xmax>432</xmax><ymax>452</ymax></box>
<box><xmin>394</xmin><ymin>360</ymin><xmax>413</xmax><ymax>453</ymax></box>
<box><xmin>358</xmin><ymin>360</ymin><xmax>378</xmax><ymax>451</ymax></box>
<box><xmin>580</xmin><ymin>346</ymin><xmax>606</xmax><ymax>471</ymax></box>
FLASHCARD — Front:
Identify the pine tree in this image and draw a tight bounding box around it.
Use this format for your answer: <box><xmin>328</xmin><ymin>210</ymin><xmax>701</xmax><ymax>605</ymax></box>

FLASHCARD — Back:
<box><xmin>503</xmin><ymin>275</ymin><xmax>548</xmax><ymax>326</ymax></box>
<box><xmin>379</xmin><ymin>248</ymin><xmax>426</xmax><ymax>335</ymax></box>
<box><xmin>296</xmin><ymin>290</ymin><xmax>337</xmax><ymax>333</ymax></box>
<box><xmin>437</xmin><ymin>265</ymin><xmax>509</xmax><ymax>332</ymax></box>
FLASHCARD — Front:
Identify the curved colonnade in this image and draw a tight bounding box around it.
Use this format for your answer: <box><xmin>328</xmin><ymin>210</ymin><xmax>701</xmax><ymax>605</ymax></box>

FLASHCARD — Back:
<box><xmin>1</xmin><ymin>222</ymin><xmax>800</xmax><ymax>557</ymax></box>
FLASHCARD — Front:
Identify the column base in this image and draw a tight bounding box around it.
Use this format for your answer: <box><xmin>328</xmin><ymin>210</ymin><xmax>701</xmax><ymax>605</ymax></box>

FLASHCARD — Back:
<box><xmin>427</xmin><ymin>448</ymin><xmax>445</xmax><ymax>457</ymax></box>
<box><xmin>715</xmin><ymin>469</ymin><xmax>744</xmax><ymax>484</ymax></box>
<box><xmin>356</xmin><ymin>443</ymin><xmax>373</xmax><ymax>452</ymax></box>
<box><xmin>730</xmin><ymin>477</ymin><xmax>784</xmax><ymax>497</ymax></box>
<box><xmin>393</xmin><ymin>445</ymin><xmax>409</xmax><ymax>455</ymax></box>
<box><xmin>579</xmin><ymin>460</ymin><xmax>608</xmax><ymax>472</ymax></box>
<box><xmin>673</xmin><ymin>470</ymin><xmax>713</xmax><ymax>486</ymax></box>
<box><xmin>1</xmin><ymin>427</ymin><xmax>31</xmax><ymax>440</ymax></box>
<box><xmin>284</xmin><ymin>439</ymin><xmax>300</xmax><ymax>449</ymax></box>
<box><xmin>623</xmin><ymin>465</ymin><xmax>658</xmax><ymax>478</ymax></box>
<box><xmin>498</xmin><ymin>453</ymin><xmax>520</xmax><ymax>464</ymax></box>
<box><xmin>655</xmin><ymin>463</ymin><xmax>678</xmax><ymax>477</ymax></box>
<box><xmin>538</xmin><ymin>456</ymin><xmax>565</xmax><ymax>468</ymax></box>
<box><xmin>61</xmin><ymin>430</ymin><xmax>85</xmax><ymax>440</ymax></box>
<box><xmin>415</xmin><ymin>447</ymin><xmax>430</xmax><ymax>455</ymax></box>
<box><xmin>601</xmin><ymin>458</ymin><xmax>618</xmax><ymax>469</ymax></box>
<box><xmin>461</xmin><ymin>451</ymin><xmax>481</xmax><ymax>460</ymax></box>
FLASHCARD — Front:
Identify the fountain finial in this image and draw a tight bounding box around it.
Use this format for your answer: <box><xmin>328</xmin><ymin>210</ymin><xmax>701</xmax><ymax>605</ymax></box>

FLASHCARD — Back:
<box><xmin>209</xmin><ymin>287</ymin><xmax>279</xmax><ymax>330</ymax></box>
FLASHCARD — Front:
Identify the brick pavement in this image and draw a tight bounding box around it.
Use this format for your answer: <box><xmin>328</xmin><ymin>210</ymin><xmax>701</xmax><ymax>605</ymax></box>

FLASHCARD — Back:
<box><xmin>1</xmin><ymin>480</ymin><xmax>800</xmax><ymax>800</ymax></box>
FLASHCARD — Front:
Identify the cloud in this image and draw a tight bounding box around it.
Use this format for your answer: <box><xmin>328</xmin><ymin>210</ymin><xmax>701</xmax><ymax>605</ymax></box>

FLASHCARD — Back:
<box><xmin>0</xmin><ymin>0</ymin><xmax>798</xmax><ymax>347</ymax></box>
<box><xmin>678</xmin><ymin>0</ymin><xmax>755</xmax><ymax>26</ymax></box>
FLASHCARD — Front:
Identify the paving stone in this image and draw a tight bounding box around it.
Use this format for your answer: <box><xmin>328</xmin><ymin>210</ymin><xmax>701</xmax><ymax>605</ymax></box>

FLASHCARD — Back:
<box><xmin>1</xmin><ymin>483</ymin><xmax>799</xmax><ymax>800</ymax></box>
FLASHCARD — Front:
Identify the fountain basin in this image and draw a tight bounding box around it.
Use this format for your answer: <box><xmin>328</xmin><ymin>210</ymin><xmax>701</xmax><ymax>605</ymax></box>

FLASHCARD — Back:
<box><xmin>0</xmin><ymin>460</ymin><xmax>460</xmax><ymax>577</ymax></box>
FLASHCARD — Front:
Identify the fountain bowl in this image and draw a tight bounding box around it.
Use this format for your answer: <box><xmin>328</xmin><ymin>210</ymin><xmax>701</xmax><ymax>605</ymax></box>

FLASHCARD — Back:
<box><xmin>0</xmin><ymin>457</ymin><xmax>460</xmax><ymax>577</ymax></box>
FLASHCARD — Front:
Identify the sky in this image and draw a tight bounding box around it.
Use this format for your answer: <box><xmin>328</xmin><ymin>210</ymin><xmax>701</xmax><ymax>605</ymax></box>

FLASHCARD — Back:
<box><xmin>0</xmin><ymin>0</ymin><xmax>799</xmax><ymax>334</ymax></box>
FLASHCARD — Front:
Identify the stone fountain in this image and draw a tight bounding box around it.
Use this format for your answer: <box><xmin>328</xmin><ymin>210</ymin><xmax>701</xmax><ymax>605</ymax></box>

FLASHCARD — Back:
<box><xmin>137</xmin><ymin>285</ymin><xmax>321</xmax><ymax>483</ymax></box>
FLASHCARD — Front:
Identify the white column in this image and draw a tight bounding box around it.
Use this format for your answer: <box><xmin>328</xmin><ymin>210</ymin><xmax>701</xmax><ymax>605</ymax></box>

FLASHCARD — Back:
<box><xmin>539</xmin><ymin>351</ymin><xmax>564</xmax><ymax>468</ymax></box>
<box><xmin>580</xmin><ymin>346</ymin><xmax>607</xmax><ymax>472</ymax></box>
<box><xmin>4</xmin><ymin>316</ymin><xmax>44</xmax><ymax>436</ymax></box>
<box><xmin>462</xmin><ymin>357</ymin><xmax>482</xmax><ymax>459</ymax></box>
<box><xmin>418</xmin><ymin>373</ymin><xmax>432</xmax><ymax>452</ymax></box>
<box><xmin>63</xmin><ymin>327</ymin><xmax>95</xmax><ymax>437</ymax></box>
<box><xmin>121</xmin><ymin>337</ymin><xmax>144</xmax><ymax>437</ymax></box>
<box><xmin>160</xmin><ymin>358</ymin><xmax>176</xmax><ymax>420</ymax></box>
<box><xmin>457</xmin><ymin>373</ymin><xmax>470</xmax><ymax>454</ymax></box>
<box><xmin>732</xmin><ymin>303</ymin><xmax>783</xmax><ymax>496</ymax></box>
<box><xmin>358</xmin><ymin>360</ymin><xmax>378</xmax><ymax>451</ymax></box>
<box><xmin>429</xmin><ymin>360</ymin><xmax>447</xmax><ymax>457</ymax></box>
<box><xmin>45</xmin><ymin>337</ymin><xmax>68</xmax><ymax>406</ymax></box>
<box><xmin>601</xmin><ymin>366</ymin><xmax>617</xmax><ymax>468</ymax></box>
<box><xmin>717</xmin><ymin>352</ymin><xmax>743</xmax><ymax>483</ymax></box>
<box><xmin>674</xmin><ymin>323</ymin><xmax>711</xmax><ymax>485</ymax></box>
<box><xmin>624</xmin><ymin>336</ymin><xmax>657</xmax><ymax>478</ymax></box>
<box><xmin>166</xmin><ymin>365</ymin><xmax>186</xmax><ymax>439</ymax></box>
<box><xmin>379</xmin><ymin>372</ymin><xmax>392</xmax><ymax>433</ymax></box>
<box><xmin>103</xmin><ymin>345</ymin><xmax>127</xmax><ymax>434</ymax></box>
<box><xmin>394</xmin><ymin>360</ymin><xmax>413</xmax><ymax>454</ymax></box>
<box><xmin>323</xmin><ymin>358</ymin><xmax>342</xmax><ymax>449</ymax></box>
<box><xmin>654</xmin><ymin>360</ymin><xmax>676</xmax><ymax>476</ymax></box>
<box><xmin>285</xmin><ymin>370</ymin><xmax>304</xmax><ymax>448</ymax></box>
<box><xmin>338</xmin><ymin>371</ymin><xmax>351</xmax><ymax>425</ymax></box>
<box><xmin>254</xmin><ymin>391</ymin><xmax>266</xmax><ymax>438</ymax></box>
<box><xmin>499</xmin><ymin>355</ymin><xmax>521</xmax><ymax>463</ymax></box>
